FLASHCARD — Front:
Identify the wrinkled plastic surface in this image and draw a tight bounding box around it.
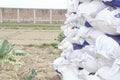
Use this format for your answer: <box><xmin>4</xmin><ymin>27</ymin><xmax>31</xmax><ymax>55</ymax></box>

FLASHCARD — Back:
<box><xmin>103</xmin><ymin>0</ymin><xmax>120</xmax><ymax>7</ymax></box>
<box><xmin>73</xmin><ymin>41</ymin><xmax>89</xmax><ymax>50</ymax></box>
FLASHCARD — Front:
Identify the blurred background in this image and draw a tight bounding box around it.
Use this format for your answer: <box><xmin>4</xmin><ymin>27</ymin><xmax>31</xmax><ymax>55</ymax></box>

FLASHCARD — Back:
<box><xmin>0</xmin><ymin>0</ymin><xmax>69</xmax><ymax>80</ymax></box>
<box><xmin>0</xmin><ymin>0</ymin><xmax>69</xmax><ymax>24</ymax></box>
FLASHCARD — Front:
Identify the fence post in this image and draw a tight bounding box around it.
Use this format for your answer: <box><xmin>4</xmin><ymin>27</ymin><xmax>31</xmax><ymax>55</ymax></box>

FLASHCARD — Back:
<box><xmin>33</xmin><ymin>9</ymin><xmax>36</xmax><ymax>24</ymax></box>
<box><xmin>17</xmin><ymin>8</ymin><xmax>20</xmax><ymax>23</ymax></box>
<box><xmin>50</xmin><ymin>9</ymin><xmax>52</xmax><ymax>24</ymax></box>
<box><xmin>0</xmin><ymin>8</ymin><xmax>3</xmax><ymax>23</ymax></box>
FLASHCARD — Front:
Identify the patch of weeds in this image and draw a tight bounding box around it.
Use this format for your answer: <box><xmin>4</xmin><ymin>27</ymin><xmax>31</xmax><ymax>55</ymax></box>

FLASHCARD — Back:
<box><xmin>50</xmin><ymin>43</ymin><xmax>58</xmax><ymax>48</ymax></box>
<box><xmin>24</xmin><ymin>43</ymin><xmax>58</xmax><ymax>48</ymax></box>
<box><xmin>0</xmin><ymin>40</ymin><xmax>26</xmax><ymax>65</ymax></box>
<box><xmin>57</xmin><ymin>32</ymin><xmax>65</xmax><ymax>42</ymax></box>
<box><xmin>0</xmin><ymin>23</ymin><xmax>62</xmax><ymax>30</ymax></box>
<box><xmin>38</xmin><ymin>43</ymin><xmax>58</xmax><ymax>48</ymax></box>
<box><xmin>8</xmin><ymin>57</ymin><xmax>16</xmax><ymax>62</ymax></box>
<box><xmin>23</xmin><ymin>69</ymin><xmax>37</xmax><ymax>80</ymax></box>
<box><xmin>0</xmin><ymin>26</ymin><xmax>20</xmax><ymax>29</ymax></box>
<box><xmin>25</xmin><ymin>44</ymin><xmax>35</xmax><ymax>47</ymax></box>
<box><xmin>13</xmin><ymin>50</ymin><xmax>26</xmax><ymax>56</ymax></box>
<box><xmin>40</xmin><ymin>43</ymin><xmax>50</xmax><ymax>48</ymax></box>
<box><xmin>0</xmin><ymin>40</ymin><xmax>14</xmax><ymax>60</ymax></box>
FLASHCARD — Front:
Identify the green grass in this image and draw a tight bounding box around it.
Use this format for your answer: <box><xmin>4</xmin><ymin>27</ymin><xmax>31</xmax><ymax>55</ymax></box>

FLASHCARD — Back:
<box><xmin>23</xmin><ymin>42</ymin><xmax>58</xmax><ymax>48</ymax></box>
<box><xmin>23</xmin><ymin>69</ymin><xmax>37</xmax><ymax>80</ymax></box>
<box><xmin>0</xmin><ymin>22</ymin><xmax>64</xmax><ymax>24</ymax></box>
<box><xmin>57</xmin><ymin>32</ymin><xmax>66</xmax><ymax>42</ymax></box>
<box><xmin>0</xmin><ymin>26</ymin><xmax>61</xmax><ymax>30</ymax></box>
<box><xmin>0</xmin><ymin>23</ymin><xmax>63</xmax><ymax>30</ymax></box>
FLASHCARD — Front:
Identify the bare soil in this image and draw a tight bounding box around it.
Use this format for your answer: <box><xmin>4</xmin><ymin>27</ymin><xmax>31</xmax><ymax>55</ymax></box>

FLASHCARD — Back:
<box><xmin>0</xmin><ymin>29</ymin><xmax>62</xmax><ymax>80</ymax></box>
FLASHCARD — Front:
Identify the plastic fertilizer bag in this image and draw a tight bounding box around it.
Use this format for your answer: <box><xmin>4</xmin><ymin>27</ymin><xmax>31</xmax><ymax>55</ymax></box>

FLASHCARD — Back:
<box><xmin>95</xmin><ymin>34</ymin><xmax>120</xmax><ymax>59</ymax></box>
<box><xmin>102</xmin><ymin>0</ymin><xmax>120</xmax><ymax>7</ymax></box>
<box><xmin>90</xmin><ymin>7</ymin><xmax>120</xmax><ymax>35</ymax></box>
<box><xmin>67</xmin><ymin>0</ymin><xmax>92</xmax><ymax>14</ymax></box>
<box><xmin>79</xmin><ymin>0</ymin><xmax>92</xmax><ymax>2</ymax></box>
<box><xmin>77</xmin><ymin>1</ymin><xmax>106</xmax><ymax>18</ymax></box>
<box><xmin>65</xmin><ymin>13</ymin><xmax>79</xmax><ymax>24</ymax></box>
<box><xmin>66</xmin><ymin>0</ymin><xmax>80</xmax><ymax>15</ymax></box>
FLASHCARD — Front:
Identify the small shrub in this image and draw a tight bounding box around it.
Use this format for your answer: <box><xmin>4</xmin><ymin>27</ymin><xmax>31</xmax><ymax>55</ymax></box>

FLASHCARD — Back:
<box><xmin>0</xmin><ymin>40</ymin><xmax>14</xmax><ymax>60</ymax></box>
<box><xmin>50</xmin><ymin>43</ymin><xmax>58</xmax><ymax>48</ymax></box>
<box><xmin>0</xmin><ymin>40</ymin><xmax>26</xmax><ymax>65</ymax></box>
<box><xmin>57</xmin><ymin>32</ymin><xmax>65</xmax><ymax>42</ymax></box>
<box><xmin>13</xmin><ymin>50</ymin><xmax>26</xmax><ymax>56</ymax></box>
<box><xmin>23</xmin><ymin>69</ymin><xmax>37</xmax><ymax>80</ymax></box>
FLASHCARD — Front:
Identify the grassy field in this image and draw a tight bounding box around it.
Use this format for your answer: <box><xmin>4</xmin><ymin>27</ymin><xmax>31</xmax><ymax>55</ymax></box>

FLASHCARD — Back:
<box><xmin>0</xmin><ymin>23</ymin><xmax>63</xmax><ymax>30</ymax></box>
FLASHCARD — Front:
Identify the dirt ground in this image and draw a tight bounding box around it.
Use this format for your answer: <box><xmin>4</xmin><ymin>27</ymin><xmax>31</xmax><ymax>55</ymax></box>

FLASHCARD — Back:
<box><xmin>0</xmin><ymin>29</ymin><xmax>62</xmax><ymax>80</ymax></box>
<box><xmin>0</xmin><ymin>29</ymin><xmax>61</xmax><ymax>45</ymax></box>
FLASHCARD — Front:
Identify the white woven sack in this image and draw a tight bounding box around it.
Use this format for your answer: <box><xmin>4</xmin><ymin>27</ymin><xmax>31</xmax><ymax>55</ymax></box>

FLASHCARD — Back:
<box><xmin>79</xmin><ymin>69</ymin><xmax>102</xmax><ymax>80</ymax></box>
<box><xmin>97</xmin><ymin>66</ymin><xmax>120</xmax><ymax>80</ymax></box>
<box><xmin>65</xmin><ymin>13</ymin><xmax>79</xmax><ymax>24</ymax></box>
<box><xmin>77</xmin><ymin>1</ymin><xmax>106</xmax><ymax>18</ymax></box>
<box><xmin>66</xmin><ymin>0</ymin><xmax>80</xmax><ymax>16</ymax></box>
<box><xmin>90</xmin><ymin>7</ymin><xmax>120</xmax><ymax>35</ymax></box>
<box><xmin>58</xmin><ymin>39</ymin><xmax>73</xmax><ymax>51</ymax></box>
<box><xmin>80</xmin><ymin>53</ymin><xmax>98</xmax><ymax>72</ymax></box>
<box><xmin>79</xmin><ymin>0</ymin><xmax>92</xmax><ymax>2</ymax></box>
<box><xmin>67</xmin><ymin>0</ymin><xmax>92</xmax><ymax>14</ymax></box>
<box><xmin>67</xmin><ymin>0</ymin><xmax>75</xmax><ymax>15</ymax></box>
<box><xmin>58</xmin><ymin>64</ymin><xmax>82</xmax><ymax>80</ymax></box>
<box><xmin>95</xmin><ymin>35</ymin><xmax>120</xmax><ymax>59</ymax></box>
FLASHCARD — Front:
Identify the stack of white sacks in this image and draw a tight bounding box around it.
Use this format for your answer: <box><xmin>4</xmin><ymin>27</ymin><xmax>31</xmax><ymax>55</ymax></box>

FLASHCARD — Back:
<box><xmin>53</xmin><ymin>0</ymin><xmax>120</xmax><ymax>80</ymax></box>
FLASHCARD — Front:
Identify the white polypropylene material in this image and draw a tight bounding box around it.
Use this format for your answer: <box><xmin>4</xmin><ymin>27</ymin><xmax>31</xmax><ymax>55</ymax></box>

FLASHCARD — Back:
<box><xmin>95</xmin><ymin>35</ymin><xmax>120</xmax><ymax>59</ymax></box>
<box><xmin>53</xmin><ymin>0</ymin><xmax>120</xmax><ymax>80</ymax></box>
<box><xmin>58</xmin><ymin>39</ymin><xmax>73</xmax><ymax>51</ymax></box>
<box><xmin>79</xmin><ymin>69</ymin><xmax>102</xmax><ymax>80</ymax></box>
<box><xmin>61</xmin><ymin>25</ymin><xmax>79</xmax><ymax>38</ymax></box>
<box><xmin>77</xmin><ymin>1</ymin><xmax>106</xmax><ymax>18</ymax></box>
<box><xmin>65</xmin><ymin>13</ymin><xmax>79</xmax><ymax>24</ymax></box>
<box><xmin>59</xmin><ymin>64</ymin><xmax>84</xmax><ymax>80</ymax></box>
<box><xmin>102</xmin><ymin>0</ymin><xmax>112</xmax><ymax>2</ymax></box>
<box><xmin>90</xmin><ymin>7</ymin><xmax>120</xmax><ymax>35</ymax></box>
<box><xmin>97</xmin><ymin>66</ymin><xmax>120</xmax><ymax>80</ymax></box>
<box><xmin>79</xmin><ymin>0</ymin><xmax>92</xmax><ymax>2</ymax></box>
<box><xmin>80</xmin><ymin>53</ymin><xmax>98</xmax><ymax>72</ymax></box>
